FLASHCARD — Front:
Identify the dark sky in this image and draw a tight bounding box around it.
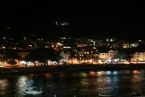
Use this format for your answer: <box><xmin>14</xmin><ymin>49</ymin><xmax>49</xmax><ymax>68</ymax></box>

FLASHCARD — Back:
<box><xmin>0</xmin><ymin>1</ymin><xmax>144</xmax><ymax>39</ymax></box>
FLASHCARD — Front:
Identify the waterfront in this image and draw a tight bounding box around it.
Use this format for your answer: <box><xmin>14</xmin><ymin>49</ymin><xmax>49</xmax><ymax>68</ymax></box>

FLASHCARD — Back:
<box><xmin>1</xmin><ymin>70</ymin><xmax>145</xmax><ymax>97</ymax></box>
<box><xmin>1</xmin><ymin>64</ymin><xmax>145</xmax><ymax>75</ymax></box>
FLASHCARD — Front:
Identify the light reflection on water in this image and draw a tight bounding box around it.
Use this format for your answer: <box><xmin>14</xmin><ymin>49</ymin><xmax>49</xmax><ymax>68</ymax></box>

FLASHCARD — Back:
<box><xmin>0</xmin><ymin>79</ymin><xmax>9</xmax><ymax>95</ymax></box>
<box><xmin>0</xmin><ymin>70</ymin><xmax>145</xmax><ymax>97</ymax></box>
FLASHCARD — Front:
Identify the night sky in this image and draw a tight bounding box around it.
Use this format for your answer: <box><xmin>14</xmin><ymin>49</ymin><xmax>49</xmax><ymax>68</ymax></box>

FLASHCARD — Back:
<box><xmin>0</xmin><ymin>1</ymin><xmax>144</xmax><ymax>39</ymax></box>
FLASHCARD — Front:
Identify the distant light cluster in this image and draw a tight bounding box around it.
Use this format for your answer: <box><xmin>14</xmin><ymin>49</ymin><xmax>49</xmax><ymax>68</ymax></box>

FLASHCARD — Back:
<box><xmin>52</xmin><ymin>20</ymin><xmax>69</xmax><ymax>26</ymax></box>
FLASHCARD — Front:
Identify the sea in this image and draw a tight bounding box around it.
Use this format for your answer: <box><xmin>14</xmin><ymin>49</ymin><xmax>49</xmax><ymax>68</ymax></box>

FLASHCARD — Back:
<box><xmin>0</xmin><ymin>70</ymin><xmax>145</xmax><ymax>97</ymax></box>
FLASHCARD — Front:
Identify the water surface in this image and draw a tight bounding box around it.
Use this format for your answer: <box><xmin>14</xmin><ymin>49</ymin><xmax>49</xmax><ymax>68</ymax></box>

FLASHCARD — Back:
<box><xmin>0</xmin><ymin>70</ymin><xmax>145</xmax><ymax>97</ymax></box>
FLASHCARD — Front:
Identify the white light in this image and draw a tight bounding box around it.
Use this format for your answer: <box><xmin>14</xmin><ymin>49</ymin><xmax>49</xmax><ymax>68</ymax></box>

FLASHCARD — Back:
<box><xmin>27</xmin><ymin>62</ymin><xmax>32</xmax><ymax>66</ymax></box>
<box><xmin>112</xmin><ymin>71</ymin><xmax>118</xmax><ymax>75</ymax></box>
<box><xmin>20</xmin><ymin>61</ymin><xmax>26</xmax><ymax>64</ymax></box>
<box><xmin>63</xmin><ymin>46</ymin><xmax>71</xmax><ymax>48</ymax></box>
<box><xmin>106</xmin><ymin>71</ymin><xmax>111</xmax><ymax>75</ymax></box>
<box><xmin>52</xmin><ymin>61</ymin><xmax>57</xmax><ymax>65</ymax></box>
<box><xmin>98</xmin><ymin>60</ymin><xmax>102</xmax><ymax>64</ymax></box>
<box><xmin>61</xmin><ymin>37</ymin><xmax>66</xmax><ymax>39</ymax></box>
<box><xmin>114</xmin><ymin>59</ymin><xmax>119</xmax><ymax>62</ymax></box>
<box><xmin>2</xmin><ymin>46</ymin><xmax>5</xmax><ymax>49</ymax></box>
<box><xmin>107</xmin><ymin>59</ymin><xmax>111</xmax><ymax>62</ymax></box>
<box><xmin>28</xmin><ymin>45</ymin><xmax>33</xmax><ymax>47</ymax></box>
<box><xmin>3</xmin><ymin>37</ymin><xmax>6</xmax><ymax>39</ymax></box>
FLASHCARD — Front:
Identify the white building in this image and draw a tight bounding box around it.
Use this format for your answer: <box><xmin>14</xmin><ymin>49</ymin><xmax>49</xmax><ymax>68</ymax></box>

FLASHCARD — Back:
<box><xmin>99</xmin><ymin>50</ymin><xmax>117</xmax><ymax>63</ymax></box>
<box><xmin>99</xmin><ymin>50</ymin><xmax>117</xmax><ymax>59</ymax></box>
<box><xmin>131</xmin><ymin>52</ymin><xmax>145</xmax><ymax>62</ymax></box>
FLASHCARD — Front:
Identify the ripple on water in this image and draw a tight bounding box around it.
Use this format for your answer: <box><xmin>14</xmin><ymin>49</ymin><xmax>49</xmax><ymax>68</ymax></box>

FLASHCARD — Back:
<box><xmin>0</xmin><ymin>70</ymin><xmax>145</xmax><ymax>97</ymax></box>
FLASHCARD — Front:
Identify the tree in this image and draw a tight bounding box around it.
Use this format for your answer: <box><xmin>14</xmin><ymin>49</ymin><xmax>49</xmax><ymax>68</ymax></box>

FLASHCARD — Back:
<box><xmin>3</xmin><ymin>49</ymin><xmax>20</xmax><ymax>60</ymax></box>
<box><xmin>25</xmin><ymin>51</ymin><xmax>44</xmax><ymax>67</ymax></box>
<box><xmin>25</xmin><ymin>48</ymin><xmax>58</xmax><ymax>66</ymax></box>
<box><xmin>114</xmin><ymin>52</ymin><xmax>127</xmax><ymax>60</ymax></box>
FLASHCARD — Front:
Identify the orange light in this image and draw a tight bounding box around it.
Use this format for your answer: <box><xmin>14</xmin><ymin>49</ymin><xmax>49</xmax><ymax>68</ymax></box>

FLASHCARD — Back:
<box><xmin>89</xmin><ymin>71</ymin><xmax>96</xmax><ymax>77</ymax></box>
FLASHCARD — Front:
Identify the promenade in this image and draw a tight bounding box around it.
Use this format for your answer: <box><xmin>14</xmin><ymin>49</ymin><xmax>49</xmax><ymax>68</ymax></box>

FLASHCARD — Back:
<box><xmin>1</xmin><ymin>64</ymin><xmax>145</xmax><ymax>75</ymax></box>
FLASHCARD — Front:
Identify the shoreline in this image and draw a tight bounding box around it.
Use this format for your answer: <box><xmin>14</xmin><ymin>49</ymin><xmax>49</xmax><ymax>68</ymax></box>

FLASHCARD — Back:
<box><xmin>0</xmin><ymin>64</ymin><xmax>145</xmax><ymax>75</ymax></box>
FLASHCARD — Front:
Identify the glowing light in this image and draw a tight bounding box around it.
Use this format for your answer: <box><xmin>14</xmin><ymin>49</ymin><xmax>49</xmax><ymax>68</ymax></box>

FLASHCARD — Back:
<box><xmin>89</xmin><ymin>71</ymin><xmax>96</xmax><ymax>77</ymax></box>
<box><xmin>28</xmin><ymin>44</ymin><xmax>33</xmax><ymax>47</ymax></box>
<box><xmin>63</xmin><ymin>46</ymin><xmax>71</xmax><ymax>48</ymax></box>
<box><xmin>2</xmin><ymin>46</ymin><xmax>5</xmax><ymax>49</ymax></box>
<box><xmin>80</xmin><ymin>72</ymin><xmax>87</xmax><ymax>78</ymax></box>
<box><xmin>98</xmin><ymin>60</ymin><xmax>102</xmax><ymax>64</ymax></box>
<box><xmin>114</xmin><ymin>59</ymin><xmax>119</xmax><ymax>62</ymax></box>
<box><xmin>57</xmin><ymin>42</ymin><xmax>63</xmax><ymax>46</ymax></box>
<box><xmin>97</xmin><ymin>71</ymin><xmax>104</xmax><ymax>76</ymax></box>
<box><xmin>106</xmin><ymin>71</ymin><xmax>112</xmax><ymax>75</ymax></box>
<box><xmin>89</xmin><ymin>59</ymin><xmax>93</xmax><ymax>63</ymax></box>
<box><xmin>112</xmin><ymin>71</ymin><xmax>118</xmax><ymax>75</ymax></box>
<box><xmin>20</xmin><ymin>61</ymin><xmax>26</xmax><ymax>64</ymax></box>
<box><xmin>52</xmin><ymin>61</ymin><xmax>57</xmax><ymax>65</ymax></box>
<box><xmin>107</xmin><ymin>58</ymin><xmax>111</xmax><ymax>63</ymax></box>
<box><xmin>138</xmin><ymin>40</ymin><xmax>142</xmax><ymax>42</ymax></box>
<box><xmin>133</xmin><ymin>70</ymin><xmax>140</xmax><ymax>74</ymax></box>
<box><xmin>3</xmin><ymin>37</ymin><xmax>6</xmax><ymax>39</ymax></box>
<box><xmin>26</xmin><ymin>62</ymin><xmax>33</xmax><ymax>66</ymax></box>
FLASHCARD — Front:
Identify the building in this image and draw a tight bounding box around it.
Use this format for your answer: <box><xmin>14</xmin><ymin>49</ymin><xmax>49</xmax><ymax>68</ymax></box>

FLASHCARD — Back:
<box><xmin>98</xmin><ymin>50</ymin><xmax>117</xmax><ymax>63</ymax></box>
<box><xmin>131</xmin><ymin>52</ymin><xmax>145</xmax><ymax>63</ymax></box>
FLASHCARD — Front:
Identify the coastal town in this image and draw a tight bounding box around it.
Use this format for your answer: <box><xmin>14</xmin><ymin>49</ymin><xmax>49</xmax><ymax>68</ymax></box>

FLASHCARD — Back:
<box><xmin>0</xmin><ymin>35</ymin><xmax>145</xmax><ymax>68</ymax></box>
<box><xmin>1</xmin><ymin>1</ymin><xmax>145</xmax><ymax>97</ymax></box>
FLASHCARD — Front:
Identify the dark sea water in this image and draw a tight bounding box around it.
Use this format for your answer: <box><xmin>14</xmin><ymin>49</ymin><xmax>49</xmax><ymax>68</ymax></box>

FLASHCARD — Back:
<box><xmin>0</xmin><ymin>70</ymin><xmax>145</xmax><ymax>97</ymax></box>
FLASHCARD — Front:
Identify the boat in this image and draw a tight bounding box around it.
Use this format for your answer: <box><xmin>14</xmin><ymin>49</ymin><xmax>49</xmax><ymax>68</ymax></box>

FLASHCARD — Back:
<box><xmin>25</xmin><ymin>87</ymin><xmax>43</xmax><ymax>95</ymax></box>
